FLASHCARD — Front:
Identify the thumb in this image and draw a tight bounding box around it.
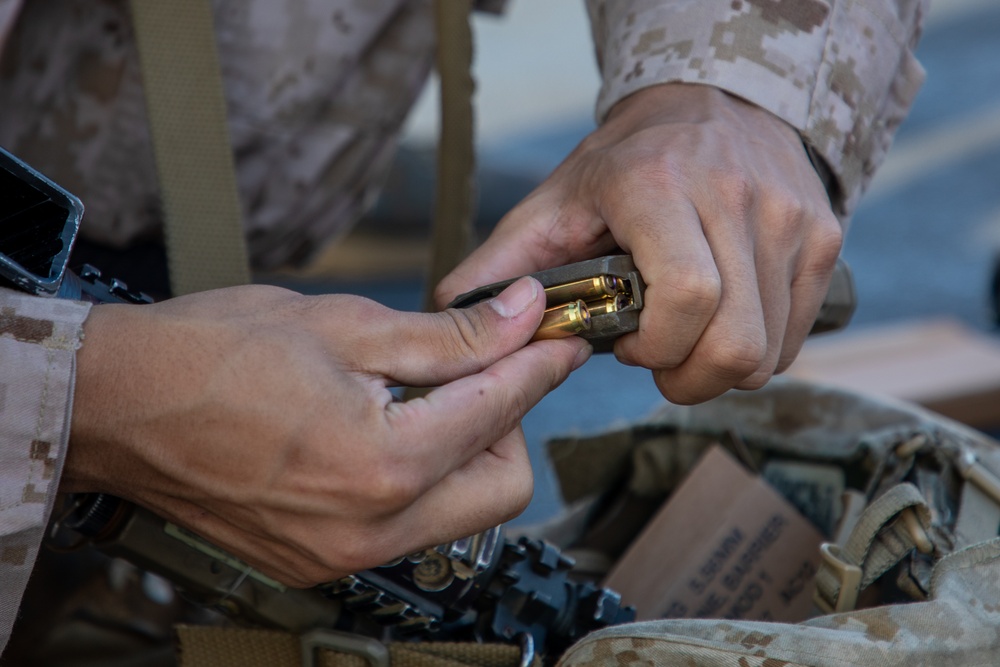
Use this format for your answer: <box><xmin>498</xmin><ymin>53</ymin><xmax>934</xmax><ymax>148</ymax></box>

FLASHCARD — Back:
<box><xmin>370</xmin><ymin>276</ymin><xmax>552</xmax><ymax>387</ymax></box>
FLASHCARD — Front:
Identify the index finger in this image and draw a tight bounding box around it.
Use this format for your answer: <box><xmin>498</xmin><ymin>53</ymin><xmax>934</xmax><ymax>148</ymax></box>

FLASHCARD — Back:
<box><xmin>611</xmin><ymin>193</ymin><xmax>722</xmax><ymax>370</ymax></box>
<box><xmin>382</xmin><ymin>336</ymin><xmax>590</xmax><ymax>493</ymax></box>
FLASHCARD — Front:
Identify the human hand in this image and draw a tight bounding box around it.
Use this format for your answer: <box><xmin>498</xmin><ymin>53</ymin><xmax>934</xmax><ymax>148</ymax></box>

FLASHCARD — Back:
<box><xmin>63</xmin><ymin>278</ymin><xmax>590</xmax><ymax>587</ymax></box>
<box><xmin>437</xmin><ymin>83</ymin><xmax>843</xmax><ymax>404</ymax></box>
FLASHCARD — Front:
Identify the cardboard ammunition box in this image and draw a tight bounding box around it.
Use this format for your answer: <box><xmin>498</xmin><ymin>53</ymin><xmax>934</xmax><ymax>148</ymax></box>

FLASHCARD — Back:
<box><xmin>602</xmin><ymin>445</ymin><xmax>824</xmax><ymax>623</ymax></box>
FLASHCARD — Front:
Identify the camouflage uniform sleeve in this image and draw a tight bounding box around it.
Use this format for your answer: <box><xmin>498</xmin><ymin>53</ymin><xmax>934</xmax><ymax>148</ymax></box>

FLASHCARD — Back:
<box><xmin>586</xmin><ymin>0</ymin><xmax>929</xmax><ymax>222</ymax></box>
<box><xmin>0</xmin><ymin>287</ymin><xmax>90</xmax><ymax>655</ymax></box>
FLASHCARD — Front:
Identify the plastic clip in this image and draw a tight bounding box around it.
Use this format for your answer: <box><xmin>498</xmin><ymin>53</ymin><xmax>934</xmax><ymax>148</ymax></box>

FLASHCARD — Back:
<box><xmin>814</xmin><ymin>543</ymin><xmax>862</xmax><ymax>614</ymax></box>
<box><xmin>899</xmin><ymin>507</ymin><xmax>934</xmax><ymax>554</ymax></box>
<box><xmin>300</xmin><ymin>629</ymin><xmax>390</xmax><ymax>667</ymax></box>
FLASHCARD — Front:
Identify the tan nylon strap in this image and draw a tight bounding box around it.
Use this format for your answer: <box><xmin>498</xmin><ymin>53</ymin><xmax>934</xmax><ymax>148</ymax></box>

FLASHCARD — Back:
<box><xmin>403</xmin><ymin>0</ymin><xmax>477</xmax><ymax>402</ymax></box>
<box><xmin>954</xmin><ymin>482</ymin><xmax>1000</xmax><ymax>548</ymax></box>
<box><xmin>424</xmin><ymin>0</ymin><xmax>477</xmax><ymax>311</ymax></box>
<box><xmin>954</xmin><ymin>451</ymin><xmax>1000</xmax><ymax>547</ymax></box>
<box><xmin>815</xmin><ymin>483</ymin><xmax>932</xmax><ymax>610</ymax></box>
<box><xmin>128</xmin><ymin>0</ymin><xmax>251</xmax><ymax>296</ymax></box>
<box><xmin>175</xmin><ymin>626</ymin><xmax>539</xmax><ymax>667</ymax></box>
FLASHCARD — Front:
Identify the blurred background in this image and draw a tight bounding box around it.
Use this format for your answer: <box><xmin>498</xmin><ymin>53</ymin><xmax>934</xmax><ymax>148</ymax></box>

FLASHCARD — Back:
<box><xmin>266</xmin><ymin>0</ymin><xmax>1000</xmax><ymax>525</ymax></box>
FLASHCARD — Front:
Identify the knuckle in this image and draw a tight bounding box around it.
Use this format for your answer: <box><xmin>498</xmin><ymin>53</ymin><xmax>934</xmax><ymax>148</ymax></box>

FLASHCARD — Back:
<box><xmin>653</xmin><ymin>371</ymin><xmax>712</xmax><ymax>406</ymax></box>
<box><xmin>811</xmin><ymin>218</ymin><xmax>845</xmax><ymax>267</ymax></box>
<box><xmin>736</xmin><ymin>367</ymin><xmax>774</xmax><ymax>391</ymax></box>
<box><xmin>365</xmin><ymin>463</ymin><xmax>422</xmax><ymax>515</ymax></box>
<box><xmin>774</xmin><ymin>351</ymin><xmax>799</xmax><ymax>376</ymax></box>
<box><xmin>439</xmin><ymin>308</ymin><xmax>488</xmax><ymax>365</ymax></box>
<box><xmin>761</xmin><ymin>186</ymin><xmax>808</xmax><ymax>226</ymax></box>
<box><xmin>664</xmin><ymin>267</ymin><xmax>723</xmax><ymax>318</ymax></box>
<box><xmin>485</xmin><ymin>366</ymin><xmax>532</xmax><ymax>418</ymax></box>
<box><xmin>703</xmin><ymin>330</ymin><xmax>768</xmax><ymax>381</ymax></box>
<box><xmin>510</xmin><ymin>383</ymin><xmax>533</xmax><ymax>419</ymax></box>
<box><xmin>433</xmin><ymin>279</ymin><xmax>459</xmax><ymax>311</ymax></box>
<box><xmin>713</xmin><ymin>166</ymin><xmax>757</xmax><ymax>215</ymax></box>
<box><xmin>757</xmin><ymin>186</ymin><xmax>841</xmax><ymax>247</ymax></box>
<box><xmin>626</xmin><ymin>335</ymin><xmax>687</xmax><ymax>371</ymax></box>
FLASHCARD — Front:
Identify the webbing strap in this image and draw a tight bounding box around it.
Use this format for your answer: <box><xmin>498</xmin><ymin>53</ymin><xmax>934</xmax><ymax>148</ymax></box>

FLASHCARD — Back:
<box><xmin>128</xmin><ymin>0</ymin><xmax>251</xmax><ymax>295</ymax></box>
<box><xmin>954</xmin><ymin>450</ymin><xmax>1000</xmax><ymax>548</ymax></box>
<box><xmin>954</xmin><ymin>482</ymin><xmax>1000</xmax><ymax>548</ymax></box>
<box><xmin>175</xmin><ymin>626</ymin><xmax>539</xmax><ymax>667</ymax></box>
<box><xmin>424</xmin><ymin>0</ymin><xmax>477</xmax><ymax>310</ymax></box>
<box><xmin>814</xmin><ymin>483</ymin><xmax>932</xmax><ymax>613</ymax></box>
<box><xmin>403</xmin><ymin>0</ymin><xmax>478</xmax><ymax>402</ymax></box>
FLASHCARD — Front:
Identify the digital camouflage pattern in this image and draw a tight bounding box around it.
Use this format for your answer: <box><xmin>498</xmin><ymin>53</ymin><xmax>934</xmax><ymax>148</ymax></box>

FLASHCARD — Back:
<box><xmin>0</xmin><ymin>288</ymin><xmax>90</xmax><ymax>653</ymax></box>
<box><xmin>0</xmin><ymin>0</ymin><xmax>436</xmax><ymax>270</ymax></box>
<box><xmin>558</xmin><ymin>540</ymin><xmax>1000</xmax><ymax>667</ymax></box>
<box><xmin>0</xmin><ymin>0</ymin><xmax>929</xmax><ymax>660</ymax></box>
<box><xmin>548</xmin><ymin>379</ymin><xmax>1000</xmax><ymax>666</ymax></box>
<box><xmin>587</xmin><ymin>0</ymin><xmax>929</xmax><ymax>221</ymax></box>
<box><xmin>0</xmin><ymin>0</ymin><xmax>928</xmax><ymax>268</ymax></box>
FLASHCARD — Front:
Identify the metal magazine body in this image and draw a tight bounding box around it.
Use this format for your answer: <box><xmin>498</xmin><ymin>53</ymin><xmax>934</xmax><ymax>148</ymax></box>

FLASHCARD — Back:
<box><xmin>449</xmin><ymin>255</ymin><xmax>646</xmax><ymax>353</ymax></box>
<box><xmin>450</xmin><ymin>255</ymin><xmax>855</xmax><ymax>351</ymax></box>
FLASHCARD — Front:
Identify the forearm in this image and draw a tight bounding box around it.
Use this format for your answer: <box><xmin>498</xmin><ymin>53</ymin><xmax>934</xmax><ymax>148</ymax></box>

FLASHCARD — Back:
<box><xmin>0</xmin><ymin>286</ymin><xmax>90</xmax><ymax>655</ymax></box>
<box><xmin>587</xmin><ymin>0</ymin><xmax>929</xmax><ymax>222</ymax></box>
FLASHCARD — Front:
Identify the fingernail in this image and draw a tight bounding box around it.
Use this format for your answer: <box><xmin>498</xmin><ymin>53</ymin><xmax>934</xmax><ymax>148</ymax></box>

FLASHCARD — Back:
<box><xmin>490</xmin><ymin>277</ymin><xmax>538</xmax><ymax>318</ymax></box>
<box><xmin>572</xmin><ymin>342</ymin><xmax>593</xmax><ymax>371</ymax></box>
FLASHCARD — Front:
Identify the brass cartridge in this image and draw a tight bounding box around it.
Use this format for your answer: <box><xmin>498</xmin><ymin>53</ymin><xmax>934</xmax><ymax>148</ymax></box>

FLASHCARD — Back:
<box><xmin>586</xmin><ymin>293</ymin><xmax>632</xmax><ymax>317</ymax></box>
<box><xmin>544</xmin><ymin>275</ymin><xmax>621</xmax><ymax>307</ymax></box>
<box><xmin>532</xmin><ymin>300</ymin><xmax>591</xmax><ymax>341</ymax></box>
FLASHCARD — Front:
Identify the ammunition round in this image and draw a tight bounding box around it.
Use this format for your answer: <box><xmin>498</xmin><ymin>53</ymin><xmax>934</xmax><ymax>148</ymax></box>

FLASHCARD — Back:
<box><xmin>532</xmin><ymin>300</ymin><xmax>591</xmax><ymax>341</ymax></box>
<box><xmin>586</xmin><ymin>293</ymin><xmax>631</xmax><ymax>317</ymax></box>
<box><xmin>586</xmin><ymin>298</ymin><xmax>618</xmax><ymax>317</ymax></box>
<box><xmin>543</xmin><ymin>275</ymin><xmax>621</xmax><ymax>307</ymax></box>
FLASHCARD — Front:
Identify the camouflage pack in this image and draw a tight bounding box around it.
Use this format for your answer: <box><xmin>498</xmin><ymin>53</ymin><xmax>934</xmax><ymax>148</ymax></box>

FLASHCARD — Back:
<box><xmin>537</xmin><ymin>378</ymin><xmax>1000</xmax><ymax>666</ymax></box>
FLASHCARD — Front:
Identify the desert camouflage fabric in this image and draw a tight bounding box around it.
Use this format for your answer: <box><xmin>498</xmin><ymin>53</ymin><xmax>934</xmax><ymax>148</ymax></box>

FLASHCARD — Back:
<box><xmin>548</xmin><ymin>380</ymin><xmax>1000</xmax><ymax>666</ymax></box>
<box><xmin>0</xmin><ymin>0</ymin><xmax>928</xmax><ymax>659</ymax></box>
<box><xmin>559</xmin><ymin>541</ymin><xmax>1000</xmax><ymax>667</ymax></box>
<box><xmin>587</xmin><ymin>0</ymin><xmax>929</xmax><ymax>222</ymax></box>
<box><xmin>0</xmin><ymin>288</ymin><xmax>90</xmax><ymax>653</ymax></box>
<box><xmin>0</xmin><ymin>0</ymin><xmax>437</xmax><ymax>270</ymax></box>
<box><xmin>0</xmin><ymin>0</ymin><xmax>927</xmax><ymax>269</ymax></box>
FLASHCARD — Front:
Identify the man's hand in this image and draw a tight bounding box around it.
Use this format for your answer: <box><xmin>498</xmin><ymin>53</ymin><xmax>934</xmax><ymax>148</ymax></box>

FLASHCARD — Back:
<box><xmin>437</xmin><ymin>83</ymin><xmax>843</xmax><ymax>404</ymax></box>
<box><xmin>63</xmin><ymin>277</ymin><xmax>590</xmax><ymax>587</ymax></box>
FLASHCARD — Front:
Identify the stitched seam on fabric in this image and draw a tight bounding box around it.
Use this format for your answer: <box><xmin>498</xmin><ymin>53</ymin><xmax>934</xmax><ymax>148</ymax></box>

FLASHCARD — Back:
<box><xmin>41</xmin><ymin>329</ymin><xmax>80</xmax><ymax>352</ymax></box>
<box><xmin>798</xmin><ymin>0</ymin><xmax>835</xmax><ymax>128</ymax></box>
<box><xmin>929</xmin><ymin>542</ymin><xmax>1000</xmax><ymax>595</ymax></box>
